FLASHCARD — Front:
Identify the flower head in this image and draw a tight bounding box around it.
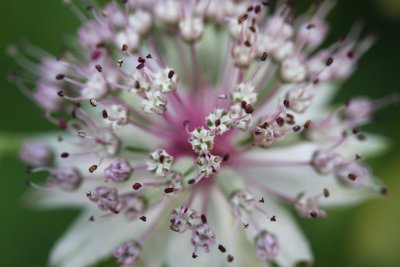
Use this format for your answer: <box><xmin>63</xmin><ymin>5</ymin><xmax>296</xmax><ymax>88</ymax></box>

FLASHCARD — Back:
<box><xmin>11</xmin><ymin>1</ymin><xmax>395</xmax><ymax>267</ymax></box>
<box><xmin>104</xmin><ymin>159</ymin><xmax>133</xmax><ymax>182</ymax></box>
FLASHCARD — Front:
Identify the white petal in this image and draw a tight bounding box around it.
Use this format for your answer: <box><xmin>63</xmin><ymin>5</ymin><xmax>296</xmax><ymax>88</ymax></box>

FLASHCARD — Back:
<box><xmin>50</xmin><ymin>201</ymin><xmax>166</xmax><ymax>267</ymax></box>
<box><xmin>30</xmin><ymin>131</ymin><xmax>155</xmax><ymax>176</ymax></box>
<box><xmin>304</xmin><ymin>83</ymin><xmax>338</xmax><ymax>118</ymax></box>
<box><xmin>216</xmin><ymin>168</ymin><xmax>312</xmax><ymax>266</ymax></box>
<box><xmin>25</xmin><ymin>180</ymin><xmax>103</xmax><ymax>209</ymax></box>
<box><xmin>25</xmin><ymin>176</ymin><xmax>151</xmax><ymax>209</ymax></box>
<box><xmin>242</xmin><ymin>139</ymin><xmax>384</xmax><ymax>167</ymax></box>
<box><xmin>155</xmin><ymin>187</ymin><xmax>260</xmax><ymax>267</ymax></box>
<box><xmin>251</xmin><ymin>198</ymin><xmax>313</xmax><ymax>267</ymax></box>
<box><xmin>241</xmin><ymin>164</ymin><xmax>374</xmax><ymax>207</ymax></box>
<box><xmin>116</xmin><ymin>123</ymin><xmax>163</xmax><ymax>151</ymax></box>
<box><xmin>336</xmin><ymin>133</ymin><xmax>388</xmax><ymax>158</ymax></box>
<box><xmin>238</xmin><ymin>142</ymin><xmax>377</xmax><ymax>206</ymax></box>
<box><xmin>256</xmin><ymin>82</ymin><xmax>338</xmax><ymax>120</ymax></box>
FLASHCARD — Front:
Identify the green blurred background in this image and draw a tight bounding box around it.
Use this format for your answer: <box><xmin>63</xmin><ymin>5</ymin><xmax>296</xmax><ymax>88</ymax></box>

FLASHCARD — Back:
<box><xmin>0</xmin><ymin>0</ymin><xmax>399</xmax><ymax>266</ymax></box>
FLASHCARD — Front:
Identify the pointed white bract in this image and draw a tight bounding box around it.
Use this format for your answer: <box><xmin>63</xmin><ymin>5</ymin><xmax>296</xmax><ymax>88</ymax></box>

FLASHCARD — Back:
<box><xmin>12</xmin><ymin>0</ymin><xmax>392</xmax><ymax>266</ymax></box>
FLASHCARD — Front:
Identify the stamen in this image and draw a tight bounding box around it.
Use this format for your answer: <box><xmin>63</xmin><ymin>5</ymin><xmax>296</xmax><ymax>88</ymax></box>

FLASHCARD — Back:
<box><xmin>218</xmin><ymin>245</ymin><xmax>226</xmax><ymax>253</ymax></box>
<box><xmin>227</xmin><ymin>255</ymin><xmax>234</xmax><ymax>262</ymax></box>
<box><xmin>238</xmin><ymin>14</ymin><xmax>248</xmax><ymax>24</ymax></box>
<box><xmin>95</xmin><ymin>64</ymin><xmax>103</xmax><ymax>72</ymax></box>
<box><xmin>132</xmin><ymin>183</ymin><xmax>142</xmax><ymax>190</ymax></box>
<box><xmin>89</xmin><ymin>164</ymin><xmax>98</xmax><ymax>173</ymax></box>
<box><xmin>325</xmin><ymin>57</ymin><xmax>334</xmax><ymax>66</ymax></box>
<box><xmin>261</xmin><ymin>52</ymin><xmax>268</xmax><ymax>61</ymax></box>
<box><xmin>89</xmin><ymin>98</ymin><xmax>97</xmax><ymax>107</ymax></box>
<box><xmin>304</xmin><ymin>120</ymin><xmax>313</xmax><ymax>129</ymax></box>
<box><xmin>55</xmin><ymin>74</ymin><xmax>65</xmax><ymax>80</ymax></box>
<box><xmin>164</xmin><ymin>187</ymin><xmax>175</xmax><ymax>193</ymax></box>
<box><xmin>323</xmin><ymin>188</ymin><xmax>330</xmax><ymax>198</ymax></box>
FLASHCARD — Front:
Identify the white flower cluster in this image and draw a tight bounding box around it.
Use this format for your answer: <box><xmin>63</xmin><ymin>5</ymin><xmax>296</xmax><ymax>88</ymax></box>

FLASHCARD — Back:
<box><xmin>131</xmin><ymin>62</ymin><xmax>178</xmax><ymax>114</ymax></box>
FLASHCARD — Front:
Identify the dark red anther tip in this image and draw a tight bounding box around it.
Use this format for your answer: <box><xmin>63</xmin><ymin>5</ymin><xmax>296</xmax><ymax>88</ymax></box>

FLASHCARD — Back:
<box><xmin>261</xmin><ymin>1</ymin><xmax>270</xmax><ymax>6</ymax></box>
<box><xmin>325</xmin><ymin>57</ymin><xmax>334</xmax><ymax>66</ymax></box>
<box><xmin>227</xmin><ymin>255</ymin><xmax>234</xmax><ymax>262</ymax></box>
<box><xmin>58</xmin><ymin>118</ymin><xmax>67</xmax><ymax>130</ymax></box>
<box><xmin>261</xmin><ymin>51</ymin><xmax>268</xmax><ymax>61</ymax></box>
<box><xmin>132</xmin><ymin>183</ymin><xmax>142</xmax><ymax>190</ymax></box>
<box><xmin>201</xmin><ymin>214</ymin><xmax>207</xmax><ymax>224</ymax></box>
<box><xmin>55</xmin><ymin>74</ymin><xmax>65</xmax><ymax>80</ymax></box>
<box><xmin>304</xmin><ymin>120</ymin><xmax>312</xmax><ymax>129</ymax></box>
<box><xmin>91</xmin><ymin>50</ymin><xmax>101</xmax><ymax>60</ymax></box>
<box><xmin>164</xmin><ymin>187</ymin><xmax>174</xmax><ymax>193</ymax></box>
<box><xmin>218</xmin><ymin>245</ymin><xmax>226</xmax><ymax>253</ymax></box>
<box><xmin>310</xmin><ymin>211</ymin><xmax>318</xmax><ymax>218</ymax></box>
<box><xmin>276</xmin><ymin>117</ymin><xmax>284</xmax><ymax>126</ymax></box>
<box><xmin>380</xmin><ymin>187</ymin><xmax>388</xmax><ymax>196</ymax></box>
<box><xmin>168</xmin><ymin>70</ymin><xmax>175</xmax><ymax>79</ymax></box>
<box><xmin>323</xmin><ymin>188</ymin><xmax>330</xmax><ymax>198</ymax></box>
<box><xmin>293</xmin><ymin>125</ymin><xmax>301</xmax><ymax>132</ymax></box>
<box><xmin>102</xmin><ymin>110</ymin><xmax>108</xmax><ymax>119</ymax></box>
<box><xmin>347</xmin><ymin>51</ymin><xmax>355</xmax><ymax>59</ymax></box>
<box><xmin>89</xmin><ymin>98</ymin><xmax>97</xmax><ymax>107</ymax></box>
<box><xmin>95</xmin><ymin>64</ymin><xmax>103</xmax><ymax>72</ymax></box>
<box><xmin>223</xmin><ymin>153</ymin><xmax>230</xmax><ymax>162</ymax></box>
<box><xmin>348</xmin><ymin>173</ymin><xmax>358</xmax><ymax>181</ymax></box>
<box><xmin>136</xmin><ymin>63</ymin><xmax>145</xmax><ymax>70</ymax></box>
<box><xmin>88</xmin><ymin>165</ymin><xmax>98</xmax><ymax>173</ymax></box>
<box><xmin>244</xmin><ymin>104</ymin><xmax>254</xmax><ymax>114</ymax></box>
<box><xmin>283</xmin><ymin>99</ymin><xmax>289</xmax><ymax>108</ymax></box>
<box><xmin>238</xmin><ymin>13</ymin><xmax>248</xmax><ymax>24</ymax></box>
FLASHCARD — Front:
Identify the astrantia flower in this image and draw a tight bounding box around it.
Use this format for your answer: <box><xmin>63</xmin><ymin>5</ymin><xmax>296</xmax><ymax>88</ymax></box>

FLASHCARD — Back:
<box><xmin>10</xmin><ymin>1</ymin><xmax>398</xmax><ymax>267</ymax></box>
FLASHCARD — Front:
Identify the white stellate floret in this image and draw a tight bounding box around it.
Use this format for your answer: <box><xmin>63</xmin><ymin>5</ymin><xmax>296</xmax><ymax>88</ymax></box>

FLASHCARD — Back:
<box><xmin>189</xmin><ymin>127</ymin><xmax>215</xmax><ymax>153</ymax></box>
<box><xmin>154</xmin><ymin>0</ymin><xmax>180</xmax><ymax>24</ymax></box>
<box><xmin>197</xmin><ymin>153</ymin><xmax>222</xmax><ymax>177</ymax></box>
<box><xmin>105</xmin><ymin>105</ymin><xmax>129</xmax><ymax>130</ymax></box>
<box><xmin>81</xmin><ymin>73</ymin><xmax>108</xmax><ymax>99</ymax></box>
<box><xmin>129</xmin><ymin>10</ymin><xmax>152</xmax><ymax>35</ymax></box>
<box><xmin>153</xmin><ymin>68</ymin><xmax>178</xmax><ymax>93</ymax></box>
<box><xmin>179</xmin><ymin>16</ymin><xmax>205</xmax><ymax>42</ymax></box>
<box><xmin>141</xmin><ymin>90</ymin><xmax>167</xmax><ymax>114</ymax></box>
<box><xmin>147</xmin><ymin>149</ymin><xmax>174</xmax><ymax>177</ymax></box>
<box><xmin>232</xmin><ymin>82</ymin><xmax>257</xmax><ymax>105</ymax></box>
<box><xmin>115</xmin><ymin>29</ymin><xmax>140</xmax><ymax>51</ymax></box>
<box><xmin>206</xmin><ymin>109</ymin><xmax>232</xmax><ymax>134</ymax></box>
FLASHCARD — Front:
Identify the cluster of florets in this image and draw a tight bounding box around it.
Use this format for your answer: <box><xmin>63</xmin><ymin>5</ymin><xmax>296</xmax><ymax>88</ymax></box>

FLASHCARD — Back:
<box><xmin>170</xmin><ymin>209</ymin><xmax>219</xmax><ymax>258</ymax></box>
<box><xmin>12</xmin><ymin>0</ymin><xmax>396</xmax><ymax>266</ymax></box>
